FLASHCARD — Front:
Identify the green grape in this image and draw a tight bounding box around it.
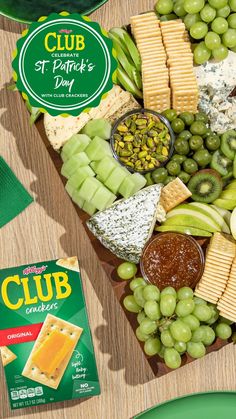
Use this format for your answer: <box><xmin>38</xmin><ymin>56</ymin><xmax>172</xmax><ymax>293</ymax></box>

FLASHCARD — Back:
<box><xmin>174</xmin><ymin>341</ymin><xmax>187</xmax><ymax>353</ymax></box>
<box><xmin>164</xmin><ymin>348</ymin><xmax>182</xmax><ymax>369</ymax></box>
<box><xmin>206</xmin><ymin>305</ymin><xmax>219</xmax><ymax>325</ymax></box>
<box><xmin>229</xmin><ymin>0</ymin><xmax>236</xmax><ymax>11</ymax></box>
<box><xmin>222</xmin><ymin>28</ymin><xmax>236</xmax><ymax>47</ymax></box>
<box><xmin>136</xmin><ymin>326</ymin><xmax>150</xmax><ymax>342</ymax></box>
<box><xmin>161</xmin><ymin>329</ymin><xmax>175</xmax><ymax>347</ymax></box>
<box><xmin>200</xmin><ymin>325</ymin><xmax>216</xmax><ymax>345</ymax></box>
<box><xmin>191</xmin><ymin>326</ymin><xmax>206</xmax><ymax>342</ymax></box>
<box><xmin>193</xmin><ymin>304</ymin><xmax>212</xmax><ymax>321</ymax></box>
<box><xmin>143</xmin><ymin>285</ymin><xmax>160</xmax><ymax>301</ymax></box>
<box><xmin>144</xmin><ymin>337</ymin><xmax>161</xmax><ymax>356</ymax></box>
<box><xmin>174</xmin><ymin>0</ymin><xmax>187</xmax><ymax>16</ymax></box>
<box><xmin>140</xmin><ymin>318</ymin><xmax>158</xmax><ymax>335</ymax></box>
<box><xmin>217</xmin><ymin>5</ymin><xmax>231</xmax><ymax>17</ymax></box>
<box><xmin>219</xmin><ymin>316</ymin><xmax>233</xmax><ymax>325</ymax></box>
<box><xmin>130</xmin><ymin>277</ymin><xmax>146</xmax><ymax>292</ymax></box>
<box><xmin>144</xmin><ymin>301</ymin><xmax>161</xmax><ymax>320</ymax></box>
<box><xmin>158</xmin><ymin>345</ymin><xmax>165</xmax><ymax>358</ymax></box>
<box><xmin>194</xmin><ymin>42</ymin><xmax>211</xmax><ymax>64</ymax></box>
<box><xmin>184</xmin><ymin>0</ymin><xmax>205</xmax><ymax>14</ymax></box>
<box><xmin>175</xmin><ymin>299</ymin><xmax>195</xmax><ymax>317</ymax></box>
<box><xmin>190</xmin><ymin>22</ymin><xmax>208</xmax><ymax>39</ymax></box>
<box><xmin>170</xmin><ymin>320</ymin><xmax>192</xmax><ymax>342</ymax></box>
<box><xmin>211</xmin><ymin>17</ymin><xmax>229</xmax><ymax>33</ymax></box>
<box><xmin>160</xmin><ymin>295</ymin><xmax>176</xmax><ymax>316</ymax></box>
<box><xmin>177</xmin><ymin>287</ymin><xmax>194</xmax><ymax>300</ymax></box>
<box><xmin>187</xmin><ymin>341</ymin><xmax>206</xmax><ymax>358</ymax></box>
<box><xmin>156</xmin><ymin>0</ymin><xmax>174</xmax><ymax>14</ymax></box>
<box><xmin>182</xmin><ymin>314</ymin><xmax>200</xmax><ymax>331</ymax></box>
<box><xmin>137</xmin><ymin>311</ymin><xmax>146</xmax><ymax>324</ymax></box>
<box><xmin>205</xmin><ymin>31</ymin><xmax>221</xmax><ymax>49</ymax></box>
<box><xmin>209</xmin><ymin>0</ymin><xmax>228</xmax><ymax>9</ymax></box>
<box><xmin>117</xmin><ymin>262</ymin><xmax>137</xmax><ymax>280</ymax></box>
<box><xmin>200</xmin><ymin>5</ymin><xmax>216</xmax><ymax>22</ymax></box>
<box><xmin>161</xmin><ymin>287</ymin><xmax>177</xmax><ymax>297</ymax></box>
<box><xmin>123</xmin><ymin>295</ymin><xmax>141</xmax><ymax>313</ymax></box>
<box><xmin>193</xmin><ymin>297</ymin><xmax>207</xmax><ymax>305</ymax></box>
<box><xmin>134</xmin><ymin>286</ymin><xmax>146</xmax><ymax>307</ymax></box>
<box><xmin>228</xmin><ymin>13</ymin><xmax>236</xmax><ymax>28</ymax></box>
<box><xmin>184</xmin><ymin>13</ymin><xmax>201</xmax><ymax>29</ymax></box>
<box><xmin>212</xmin><ymin>43</ymin><xmax>229</xmax><ymax>59</ymax></box>
<box><xmin>215</xmin><ymin>322</ymin><xmax>232</xmax><ymax>339</ymax></box>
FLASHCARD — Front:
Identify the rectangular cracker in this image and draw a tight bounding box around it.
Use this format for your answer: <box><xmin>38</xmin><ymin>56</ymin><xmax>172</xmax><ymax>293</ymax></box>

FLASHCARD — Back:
<box><xmin>22</xmin><ymin>314</ymin><xmax>83</xmax><ymax>389</ymax></box>
<box><xmin>0</xmin><ymin>346</ymin><xmax>17</xmax><ymax>367</ymax></box>
<box><xmin>159</xmin><ymin>177</ymin><xmax>192</xmax><ymax>212</ymax></box>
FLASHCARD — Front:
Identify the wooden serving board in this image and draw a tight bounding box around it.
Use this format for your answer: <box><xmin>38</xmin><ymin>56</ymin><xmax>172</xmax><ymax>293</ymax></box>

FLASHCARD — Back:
<box><xmin>36</xmin><ymin>116</ymin><xmax>232</xmax><ymax>378</ymax></box>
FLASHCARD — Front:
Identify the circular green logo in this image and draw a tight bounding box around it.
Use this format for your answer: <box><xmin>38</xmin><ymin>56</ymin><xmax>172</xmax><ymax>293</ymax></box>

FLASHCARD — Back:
<box><xmin>13</xmin><ymin>13</ymin><xmax>117</xmax><ymax>116</ymax></box>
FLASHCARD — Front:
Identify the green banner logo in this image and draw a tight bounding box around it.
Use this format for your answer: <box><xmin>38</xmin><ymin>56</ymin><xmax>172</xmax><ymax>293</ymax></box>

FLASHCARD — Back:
<box><xmin>12</xmin><ymin>12</ymin><xmax>117</xmax><ymax>116</ymax></box>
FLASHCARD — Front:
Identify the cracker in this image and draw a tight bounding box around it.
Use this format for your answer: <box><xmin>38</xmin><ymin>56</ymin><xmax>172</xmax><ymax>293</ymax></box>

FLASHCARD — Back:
<box><xmin>0</xmin><ymin>346</ymin><xmax>17</xmax><ymax>367</ymax></box>
<box><xmin>194</xmin><ymin>290</ymin><xmax>218</xmax><ymax>304</ymax></box>
<box><xmin>159</xmin><ymin>177</ymin><xmax>192</xmax><ymax>212</ymax></box>
<box><xmin>56</xmin><ymin>256</ymin><xmax>80</xmax><ymax>272</ymax></box>
<box><xmin>22</xmin><ymin>314</ymin><xmax>83</xmax><ymax>389</ymax></box>
<box><xmin>219</xmin><ymin>310</ymin><xmax>236</xmax><ymax>322</ymax></box>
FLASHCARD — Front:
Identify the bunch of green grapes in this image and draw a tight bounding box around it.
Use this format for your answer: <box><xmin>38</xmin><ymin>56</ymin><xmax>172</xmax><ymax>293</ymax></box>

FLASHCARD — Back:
<box><xmin>123</xmin><ymin>279</ymin><xmax>233</xmax><ymax>369</ymax></box>
<box><xmin>155</xmin><ymin>0</ymin><xmax>236</xmax><ymax>64</ymax></box>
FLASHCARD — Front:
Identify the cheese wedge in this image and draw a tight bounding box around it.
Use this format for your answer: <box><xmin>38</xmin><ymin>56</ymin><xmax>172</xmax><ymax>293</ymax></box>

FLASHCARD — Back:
<box><xmin>87</xmin><ymin>185</ymin><xmax>162</xmax><ymax>263</ymax></box>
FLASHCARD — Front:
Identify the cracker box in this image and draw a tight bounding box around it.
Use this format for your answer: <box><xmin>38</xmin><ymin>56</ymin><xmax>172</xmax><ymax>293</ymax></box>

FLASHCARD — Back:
<box><xmin>0</xmin><ymin>257</ymin><xmax>100</xmax><ymax>409</ymax></box>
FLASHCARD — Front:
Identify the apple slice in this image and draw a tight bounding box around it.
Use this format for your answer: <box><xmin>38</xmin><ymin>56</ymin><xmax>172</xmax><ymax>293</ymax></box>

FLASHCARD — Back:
<box><xmin>226</xmin><ymin>180</ymin><xmax>236</xmax><ymax>189</ymax></box>
<box><xmin>155</xmin><ymin>225</ymin><xmax>212</xmax><ymax>237</ymax></box>
<box><xmin>230</xmin><ymin>207</ymin><xmax>236</xmax><ymax>239</ymax></box>
<box><xmin>166</xmin><ymin>204</ymin><xmax>221</xmax><ymax>232</ymax></box>
<box><xmin>189</xmin><ymin>202</ymin><xmax>230</xmax><ymax>234</ymax></box>
<box><xmin>221</xmin><ymin>189</ymin><xmax>236</xmax><ymax>200</ymax></box>
<box><xmin>211</xmin><ymin>205</ymin><xmax>231</xmax><ymax>227</ymax></box>
<box><xmin>213</xmin><ymin>198</ymin><xmax>236</xmax><ymax>210</ymax></box>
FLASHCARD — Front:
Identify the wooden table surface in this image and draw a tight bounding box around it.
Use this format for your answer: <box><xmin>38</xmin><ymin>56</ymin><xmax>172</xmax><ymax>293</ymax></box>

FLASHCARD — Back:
<box><xmin>0</xmin><ymin>1</ymin><xmax>236</xmax><ymax>418</ymax></box>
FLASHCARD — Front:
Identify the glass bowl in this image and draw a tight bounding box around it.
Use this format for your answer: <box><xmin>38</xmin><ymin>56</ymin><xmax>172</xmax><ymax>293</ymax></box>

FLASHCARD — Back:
<box><xmin>110</xmin><ymin>108</ymin><xmax>175</xmax><ymax>175</ymax></box>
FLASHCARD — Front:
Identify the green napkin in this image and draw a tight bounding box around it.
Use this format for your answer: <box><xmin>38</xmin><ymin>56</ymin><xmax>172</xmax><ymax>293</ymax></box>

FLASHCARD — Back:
<box><xmin>0</xmin><ymin>156</ymin><xmax>33</xmax><ymax>227</ymax></box>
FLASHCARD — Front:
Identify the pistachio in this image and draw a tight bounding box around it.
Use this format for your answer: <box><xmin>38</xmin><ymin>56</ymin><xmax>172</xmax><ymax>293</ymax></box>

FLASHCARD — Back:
<box><xmin>117</xmin><ymin>124</ymin><xmax>128</xmax><ymax>133</ymax></box>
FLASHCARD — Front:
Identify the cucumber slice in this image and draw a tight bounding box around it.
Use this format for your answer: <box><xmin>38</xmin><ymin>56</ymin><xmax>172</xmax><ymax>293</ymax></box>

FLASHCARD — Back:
<box><xmin>105</xmin><ymin>166</ymin><xmax>130</xmax><ymax>194</ymax></box>
<box><xmin>95</xmin><ymin>156</ymin><xmax>119</xmax><ymax>182</ymax></box>
<box><xmin>82</xmin><ymin>119</ymin><xmax>112</xmax><ymax>140</ymax></box>
<box><xmin>72</xmin><ymin>190</ymin><xmax>85</xmax><ymax>208</ymax></box>
<box><xmin>85</xmin><ymin>136</ymin><xmax>112</xmax><ymax>161</ymax></box>
<box><xmin>61</xmin><ymin>152</ymin><xmax>90</xmax><ymax>178</ymax></box>
<box><xmin>66</xmin><ymin>166</ymin><xmax>95</xmax><ymax>190</ymax></box>
<box><xmin>78</xmin><ymin>177</ymin><xmax>102</xmax><ymax>201</ymax></box>
<box><xmin>61</xmin><ymin>134</ymin><xmax>91</xmax><ymax>162</ymax></box>
<box><xmin>90</xmin><ymin>186</ymin><xmax>116</xmax><ymax>211</ymax></box>
<box><xmin>82</xmin><ymin>201</ymin><xmax>97</xmax><ymax>216</ymax></box>
<box><xmin>117</xmin><ymin>66</ymin><xmax>143</xmax><ymax>99</ymax></box>
<box><xmin>119</xmin><ymin>173</ymin><xmax>147</xmax><ymax>198</ymax></box>
<box><xmin>65</xmin><ymin>182</ymin><xmax>74</xmax><ymax>198</ymax></box>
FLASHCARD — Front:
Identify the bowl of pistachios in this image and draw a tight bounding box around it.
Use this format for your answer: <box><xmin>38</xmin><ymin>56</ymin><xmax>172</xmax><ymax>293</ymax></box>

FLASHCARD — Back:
<box><xmin>110</xmin><ymin>108</ymin><xmax>175</xmax><ymax>174</ymax></box>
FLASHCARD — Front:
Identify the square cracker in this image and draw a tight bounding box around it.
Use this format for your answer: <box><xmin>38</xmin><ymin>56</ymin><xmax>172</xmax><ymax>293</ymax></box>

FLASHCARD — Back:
<box><xmin>0</xmin><ymin>346</ymin><xmax>17</xmax><ymax>367</ymax></box>
<box><xmin>56</xmin><ymin>256</ymin><xmax>80</xmax><ymax>272</ymax></box>
<box><xmin>159</xmin><ymin>177</ymin><xmax>192</xmax><ymax>212</ymax></box>
<box><xmin>22</xmin><ymin>314</ymin><xmax>83</xmax><ymax>389</ymax></box>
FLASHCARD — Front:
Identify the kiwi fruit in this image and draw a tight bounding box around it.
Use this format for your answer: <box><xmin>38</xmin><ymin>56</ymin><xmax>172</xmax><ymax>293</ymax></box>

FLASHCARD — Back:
<box><xmin>221</xmin><ymin>130</ymin><xmax>236</xmax><ymax>160</ymax></box>
<box><xmin>188</xmin><ymin>169</ymin><xmax>223</xmax><ymax>203</ymax></box>
<box><xmin>210</xmin><ymin>150</ymin><xmax>232</xmax><ymax>176</ymax></box>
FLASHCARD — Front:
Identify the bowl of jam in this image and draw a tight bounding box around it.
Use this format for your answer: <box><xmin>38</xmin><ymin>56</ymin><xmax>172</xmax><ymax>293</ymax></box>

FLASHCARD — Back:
<box><xmin>140</xmin><ymin>232</ymin><xmax>205</xmax><ymax>290</ymax></box>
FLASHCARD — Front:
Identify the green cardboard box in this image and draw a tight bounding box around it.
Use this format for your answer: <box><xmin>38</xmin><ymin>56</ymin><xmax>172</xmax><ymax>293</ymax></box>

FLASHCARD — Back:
<box><xmin>0</xmin><ymin>257</ymin><xmax>100</xmax><ymax>409</ymax></box>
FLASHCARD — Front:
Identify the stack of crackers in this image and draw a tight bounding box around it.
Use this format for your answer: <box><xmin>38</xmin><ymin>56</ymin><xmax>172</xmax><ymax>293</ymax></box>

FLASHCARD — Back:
<box><xmin>160</xmin><ymin>20</ymin><xmax>198</xmax><ymax>114</ymax></box>
<box><xmin>195</xmin><ymin>233</ymin><xmax>236</xmax><ymax>306</ymax></box>
<box><xmin>130</xmin><ymin>12</ymin><xmax>171</xmax><ymax>112</ymax></box>
<box><xmin>218</xmin><ymin>257</ymin><xmax>236</xmax><ymax>322</ymax></box>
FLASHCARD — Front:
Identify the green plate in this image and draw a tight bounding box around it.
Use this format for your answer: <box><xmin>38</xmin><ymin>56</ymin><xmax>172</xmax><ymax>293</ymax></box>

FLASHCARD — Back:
<box><xmin>0</xmin><ymin>0</ymin><xmax>108</xmax><ymax>24</ymax></box>
<box><xmin>135</xmin><ymin>391</ymin><xmax>236</xmax><ymax>418</ymax></box>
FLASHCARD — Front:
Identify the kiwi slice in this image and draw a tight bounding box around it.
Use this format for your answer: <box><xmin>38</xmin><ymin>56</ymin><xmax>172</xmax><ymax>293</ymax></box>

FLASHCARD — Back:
<box><xmin>221</xmin><ymin>130</ymin><xmax>236</xmax><ymax>160</ymax></box>
<box><xmin>188</xmin><ymin>169</ymin><xmax>223</xmax><ymax>203</ymax></box>
<box><xmin>210</xmin><ymin>150</ymin><xmax>232</xmax><ymax>176</ymax></box>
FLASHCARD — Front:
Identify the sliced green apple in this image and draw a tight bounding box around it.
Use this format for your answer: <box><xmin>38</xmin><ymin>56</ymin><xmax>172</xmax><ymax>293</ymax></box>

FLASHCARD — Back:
<box><xmin>220</xmin><ymin>189</ymin><xmax>236</xmax><ymax>200</ymax></box>
<box><xmin>213</xmin><ymin>198</ymin><xmax>236</xmax><ymax>210</ymax></box>
<box><xmin>230</xmin><ymin>207</ymin><xmax>236</xmax><ymax>239</ymax></box>
<box><xmin>226</xmin><ymin>179</ymin><xmax>236</xmax><ymax>189</ymax></box>
<box><xmin>189</xmin><ymin>202</ymin><xmax>230</xmax><ymax>234</ymax></box>
<box><xmin>155</xmin><ymin>224</ymin><xmax>212</xmax><ymax>237</ymax></box>
<box><xmin>166</xmin><ymin>204</ymin><xmax>221</xmax><ymax>232</ymax></box>
<box><xmin>211</xmin><ymin>205</ymin><xmax>231</xmax><ymax>227</ymax></box>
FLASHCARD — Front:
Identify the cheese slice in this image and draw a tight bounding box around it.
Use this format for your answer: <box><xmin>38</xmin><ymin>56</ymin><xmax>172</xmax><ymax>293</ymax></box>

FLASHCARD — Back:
<box><xmin>88</xmin><ymin>85</ymin><xmax>123</xmax><ymax>119</ymax></box>
<box><xmin>87</xmin><ymin>185</ymin><xmax>162</xmax><ymax>263</ymax></box>
<box><xmin>32</xmin><ymin>330</ymin><xmax>74</xmax><ymax>376</ymax></box>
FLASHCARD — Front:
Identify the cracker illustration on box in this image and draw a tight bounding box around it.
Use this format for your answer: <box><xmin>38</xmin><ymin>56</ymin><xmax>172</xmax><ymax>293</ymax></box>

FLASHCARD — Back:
<box><xmin>22</xmin><ymin>314</ymin><xmax>83</xmax><ymax>389</ymax></box>
<box><xmin>56</xmin><ymin>257</ymin><xmax>80</xmax><ymax>272</ymax></box>
<box><xmin>0</xmin><ymin>346</ymin><xmax>17</xmax><ymax>367</ymax></box>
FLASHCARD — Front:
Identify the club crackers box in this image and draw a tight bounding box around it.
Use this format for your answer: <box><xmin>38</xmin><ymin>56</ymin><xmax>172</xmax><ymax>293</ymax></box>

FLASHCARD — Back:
<box><xmin>0</xmin><ymin>257</ymin><xmax>100</xmax><ymax>409</ymax></box>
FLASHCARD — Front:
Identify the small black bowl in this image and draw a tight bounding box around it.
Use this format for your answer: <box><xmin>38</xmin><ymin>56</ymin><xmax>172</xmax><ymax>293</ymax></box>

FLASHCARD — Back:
<box><xmin>110</xmin><ymin>108</ymin><xmax>175</xmax><ymax>175</ymax></box>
